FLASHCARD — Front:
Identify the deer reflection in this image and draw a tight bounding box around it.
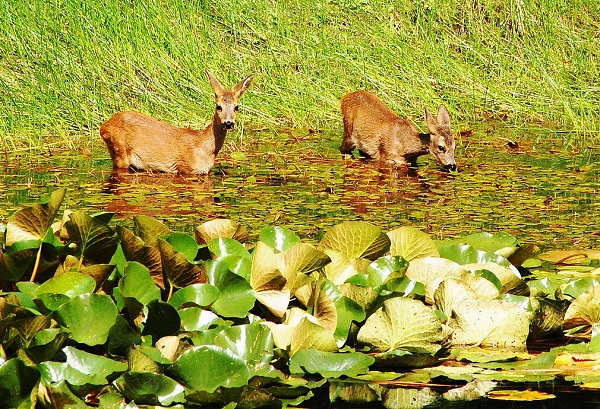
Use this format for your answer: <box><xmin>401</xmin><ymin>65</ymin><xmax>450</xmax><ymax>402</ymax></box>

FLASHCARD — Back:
<box><xmin>101</xmin><ymin>170</ymin><xmax>217</xmax><ymax>219</ymax></box>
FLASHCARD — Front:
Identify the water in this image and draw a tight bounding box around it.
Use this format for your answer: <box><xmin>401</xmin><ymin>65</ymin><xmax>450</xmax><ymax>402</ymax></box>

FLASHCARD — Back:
<box><xmin>2</xmin><ymin>125</ymin><xmax>599</xmax><ymax>253</ymax></box>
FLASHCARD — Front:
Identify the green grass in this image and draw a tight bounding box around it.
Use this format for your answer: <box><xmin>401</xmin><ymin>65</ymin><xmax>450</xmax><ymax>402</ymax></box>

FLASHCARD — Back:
<box><xmin>0</xmin><ymin>0</ymin><xmax>599</xmax><ymax>150</ymax></box>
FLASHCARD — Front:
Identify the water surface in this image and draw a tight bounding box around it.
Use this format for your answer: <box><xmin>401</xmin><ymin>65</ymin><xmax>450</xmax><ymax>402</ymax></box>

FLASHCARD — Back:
<box><xmin>1</xmin><ymin>125</ymin><xmax>599</xmax><ymax>252</ymax></box>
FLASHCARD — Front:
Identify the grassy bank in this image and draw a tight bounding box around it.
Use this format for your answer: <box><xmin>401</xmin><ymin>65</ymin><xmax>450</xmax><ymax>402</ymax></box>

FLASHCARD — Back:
<box><xmin>0</xmin><ymin>0</ymin><xmax>599</xmax><ymax>150</ymax></box>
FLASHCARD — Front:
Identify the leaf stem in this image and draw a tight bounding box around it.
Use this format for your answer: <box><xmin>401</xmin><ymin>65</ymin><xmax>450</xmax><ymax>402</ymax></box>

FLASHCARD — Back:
<box><xmin>30</xmin><ymin>242</ymin><xmax>43</xmax><ymax>282</ymax></box>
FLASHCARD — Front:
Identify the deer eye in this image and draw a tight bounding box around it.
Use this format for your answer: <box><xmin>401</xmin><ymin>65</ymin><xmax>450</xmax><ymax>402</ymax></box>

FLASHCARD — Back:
<box><xmin>216</xmin><ymin>105</ymin><xmax>223</xmax><ymax>111</ymax></box>
<box><xmin>438</xmin><ymin>145</ymin><xmax>446</xmax><ymax>152</ymax></box>
<box><xmin>234</xmin><ymin>105</ymin><xmax>239</xmax><ymax>112</ymax></box>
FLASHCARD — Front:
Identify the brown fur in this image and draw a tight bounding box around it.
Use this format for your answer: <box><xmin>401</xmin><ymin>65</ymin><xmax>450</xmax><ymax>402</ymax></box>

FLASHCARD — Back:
<box><xmin>100</xmin><ymin>71</ymin><xmax>254</xmax><ymax>175</ymax></box>
<box><xmin>340</xmin><ymin>90</ymin><xmax>456</xmax><ymax>170</ymax></box>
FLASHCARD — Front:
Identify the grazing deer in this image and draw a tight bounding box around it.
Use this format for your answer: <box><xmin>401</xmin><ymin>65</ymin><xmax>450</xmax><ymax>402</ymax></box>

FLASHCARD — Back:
<box><xmin>100</xmin><ymin>71</ymin><xmax>254</xmax><ymax>174</ymax></box>
<box><xmin>340</xmin><ymin>90</ymin><xmax>456</xmax><ymax>171</ymax></box>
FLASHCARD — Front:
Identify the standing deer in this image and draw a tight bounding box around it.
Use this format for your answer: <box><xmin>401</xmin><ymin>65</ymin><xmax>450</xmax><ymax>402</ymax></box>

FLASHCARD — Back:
<box><xmin>340</xmin><ymin>90</ymin><xmax>457</xmax><ymax>171</ymax></box>
<box><xmin>100</xmin><ymin>71</ymin><xmax>254</xmax><ymax>174</ymax></box>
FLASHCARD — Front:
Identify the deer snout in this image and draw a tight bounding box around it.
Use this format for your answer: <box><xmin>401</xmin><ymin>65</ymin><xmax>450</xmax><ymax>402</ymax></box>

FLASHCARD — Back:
<box><xmin>223</xmin><ymin>121</ymin><xmax>235</xmax><ymax>130</ymax></box>
<box><xmin>444</xmin><ymin>164</ymin><xmax>457</xmax><ymax>172</ymax></box>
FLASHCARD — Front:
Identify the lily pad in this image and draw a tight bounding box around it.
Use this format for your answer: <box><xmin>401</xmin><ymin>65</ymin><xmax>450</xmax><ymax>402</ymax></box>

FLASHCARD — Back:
<box><xmin>289</xmin><ymin>349</ymin><xmax>374</xmax><ymax>377</ymax></box>
<box><xmin>195</xmin><ymin>219</ymin><xmax>248</xmax><ymax>245</ymax></box>
<box><xmin>357</xmin><ymin>297</ymin><xmax>445</xmax><ymax>354</ymax></box>
<box><xmin>387</xmin><ymin>226</ymin><xmax>439</xmax><ymax>260</ymax></box>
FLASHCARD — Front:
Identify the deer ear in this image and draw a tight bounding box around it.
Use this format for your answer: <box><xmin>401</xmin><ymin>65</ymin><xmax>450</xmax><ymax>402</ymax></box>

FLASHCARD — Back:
<box><xmin>206</xmin><ymin>71</ymin><xmax>226</xmax><ymax>96</ymax></box>
<box><xmin>233</xmin><ymin>74</ymin><xmax>254</xmax><ymax>98</ymax></box>
<box><xmin>437</xmin><ymin>105</ymin><xmax>451</xmax><ymax>127</ymax></box>
<box><xmin>425</xmin><ymin>106</ymin><xmax>436</xmax><ymax>129</ymax></box>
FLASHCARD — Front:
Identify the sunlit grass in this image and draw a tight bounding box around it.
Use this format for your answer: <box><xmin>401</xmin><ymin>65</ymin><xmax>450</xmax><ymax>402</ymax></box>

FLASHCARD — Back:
<box><xmin>0</xmin><ymin>0</ymin><xmax>598</xmax><ymax>150</ymax></box>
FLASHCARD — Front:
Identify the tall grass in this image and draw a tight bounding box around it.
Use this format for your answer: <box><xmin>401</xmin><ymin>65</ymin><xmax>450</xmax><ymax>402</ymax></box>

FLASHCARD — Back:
<box><xmin>0</xmin><ymin>0</ymin><xmax>598</xmax><ymax>150</ymax></box>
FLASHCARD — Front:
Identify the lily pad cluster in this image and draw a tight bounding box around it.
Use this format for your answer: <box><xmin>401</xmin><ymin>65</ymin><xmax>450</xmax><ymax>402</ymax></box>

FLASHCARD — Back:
<box><xmin>1</xmin><ymin>189</ymin><xmax>600</xmax><ymax>407</ymax></box>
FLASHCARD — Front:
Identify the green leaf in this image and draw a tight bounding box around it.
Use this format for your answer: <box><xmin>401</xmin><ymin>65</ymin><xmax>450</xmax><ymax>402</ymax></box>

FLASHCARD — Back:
<box><xmin>289</xmin><ymin>349</ymin><xmax>374</xmax><ymax>377</ymax></box>
<box><xmin>53</xmin><ymin>293</ymin><xmax>118</xmax><ymax>346</ymax></box>
<box><xmin>357</xmin><ymin>297</ymin><xmax>445</xmax><ymax>354</ymax></box>
<box><xmin>118</xmin><ymin>262</ymin><xmax>161</xmax><ymax>306</ymax></box>
<box><xmin>448</xmin><ymin>299</ymin><xmax>531</xmax><ymax>347</ymax></box>
<box><xmin>116</xmin><ymin>225</ymin><xmax>164</xmax><ymax>289</ymax></box>
<box><xmin>387</xmin><ymin>226</ymin><xmax>439</xmax><ymax>260</ymax></box>
<box><xmin>438</xmin><ymin>244</ymin><xmax>521</xmax><ymax>278</ymax></box>
<box><xmin>158</xmin><ymin>238</ymin><xmax>206</xmax><ymax>290</ymax></box>
<box><xmin>367</xmin><ymin>255</ymin><xmax>409</xmax><ymax>287</ymax></box>
<box><xmin>0</xmin><ymin>358</ymin><xmax>40</xmax><ymax>408</ymax></box>
<box><xmin>564</xmin><ymin>286</ymin><xmax>600</xmax><ymax>338</ymax></box>
<box><xmin>251</xmin><ymin>241</ymin><xmax>289</xmax><ymax>318</ymax></box>
<box><xmin>166</xmin><ymin>232</ymin><xmax>199</xmax><ymax>262</ymax></box>
<box><xmin>113</xmin><ymin>372</ymin><xmax>186</xmax><ymax>406</ymax></box>
<box><xmin>169</xmin><ymin>345</ymin><xmax>251</xmax><ymax>393</ymax></box>
<box><xmin>259</xmin><ymin>226</ymin><xmax>301</xmax><ymax>252</ymax></box>
<box><xmin>169</xmin><ymin>283</ymin><xmax>220</xmax><ymax>309</ymax></box>
<box><xmin>36</xmin><ymin>272</ymin><xmax>96</xmax><ymax>298</ymax></box>
<box><xmin>5</xmin><ymin>188</ymin><xmax>65</xmax><ymax>245</ymax></box>
<box><xmin>437</xmin><ymin>232</ymin><xmax>519</xmax><ymax>258</ymax></box>
<box><xmin>179</xmin><ymin>307</ymin><xmax>226</xmax><ymax>331</ymax></box>
<box><xmin>132</xmin><ymin>215</ymin><xmax>170</xmax><ymax>245</ymax></box>
<box><xmin>65</xmin><ymin>211</ymin><xmax>118</xmax><ymax>265</ymax></box>
<box><xmin>208</xmin><ymin>237</ymin><xmax>251</xmax><ymax>260</ymax></box>
<box><xmin>195</xmin><ymin>219</ymin><xmax>248</xmax><ymax>245</ymax></box>
<box><xmin>141</xmin><ymin>299</ymin><xmax>181</xmax><ymax>342</ymax></box>
<box><xmin>318</xmin><ymin>221</ymin><xmax>390</xmax><ymax>260</ymax></box>
<box><xmin>206</xmin><ymin>259</ymin><xmax>255</xmax><ymax>318</ymax></box>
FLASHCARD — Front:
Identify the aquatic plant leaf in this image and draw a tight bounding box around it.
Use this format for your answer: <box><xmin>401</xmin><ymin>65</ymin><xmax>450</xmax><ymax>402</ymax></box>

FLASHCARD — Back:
<box><xmin>367</xmin><ymin>255</ymin><xmax>409</xmax><ymax>287</ymax></box>
<box><xmin>381</xmin><ymin>387</ymin><xmax>438</xmax><ymax>408</ymax></box>
<box><xmin>289</xmin><ymin>317</ymin><xmax>338</xmax><ymax>356</ymax></box>
<box><xmin>279</xmin><ymin>242</ymin><xmax>330</xmax><ymax>295</ymax></box>
<box><xmin>65</xmin><ymin>211</ymin><xmax>118</xmax><ymax>265</ymax></box>
<box><xmin>158</xmin><ymin>238</ymin><xmax>206</xmax><ymax>290</ymax></box>
<box><xmin>460</xmin><ymin>271</ymin><xmax>500</xmax><ymax>300</ymax></box>
<box><xmin>133</xmin><ymin>215</ymin><xmax>170</xmax><ymax>245</ymax></box>
<box><xmin>323</xmin><ymin>251</ymin><xmax>372</xmax><ymax>286</ymax></box>
<box><xmin>169</xmin><ymin>283</ymin><xmax>220</xmax><ymax>309</ymax></box>
<box><xmin>562</xmin><ymin>277</ymin><xmax>600</xmax><ymax>300</ymax></box>
<box><xmin>438</xmin><ymin>232</ymin><xmax>519</xmax><ymax>258</ymax></box>
<box><xmin>448</xmin><ymin>299</ymin><xmax>530</xmax><ymax>347</ymax></box>
<box><xmin>0</xmin><ymin>357</ymin><xmax>40</xmax><ymax>408</ymax></box>
<box><xmin>357</xmin><ymin>297</ymin><xmax>444</xmax><ymax>354</ymax></box>
<box><xmin>165</xmin><ymin>232</ymin><xmax>199</xmax><ymax>262</ymax></box>
<box><xmin>251</xmin><ymin>241</ymin><xmax>289</xmax><ymax>317</ymax></box>
<box><xmin>213</xmin><ymin>322</ymin><xmax>275</xmax><ymax>376</ymax></box>
<box><xmin>313</xmin><ymin>288</ymin><xmax>337</xmax><ymax>334</ymax></box>
<box><xmin>387</xmin><ymin>226</ymin><xmax>439</xmax><ymax>260</ymax></box>
<box><xmin>53</xmin><ymin>293</ymin><xmax>118</xmax><ymax>346</ymax></box>
<box><xmin>259</xmin><ymin>225</ymin><xmax>301</xmax><ymax>252</ymax></box>
<box><xmin>5</xmin><ymin>188</ymin><xmax>65</xmax><ymax>246</ymax></box>
<box><xmin>207</xmin><ymin>259</ymin><xmax>255</xmax><ymax>318</ymax></box>
<box><xmin>209</xmin><ymin>237</ymin><xmax>251</xmax><ymax>260</ymax></box>
<box><xmin>169</xmin><ymin>345</ymin><xmax>251</xmax><ymax>393</ymax></box>
<box><xmin>116</xmin><ymin>225</ymin><xmax>164</xmax><ymax>289</ymax></box>
<box><xmin>118</xmin><ymin>262</ymin><xmax>161</xmax><ymax>307</ymax></box>
<box><xmin>113</xmin><ymin>372</ymin><xmax>186</xmax><ymax>406</ymax></box>
<box><xmin>0</xmin><ymin>244</ymin><xmax>38</xmax><ymax>281</ymax></box>
<box><xmin>63</xmin><ymin>345</ymin><xmax>127</xmax><ymax>380</ymax></box>
<box><xmin>322</xmin><ymin>279</ymin><xmax>365</xmax><ymax>346</ymax></box>
<box><xmin>405</xmin><ymin>257</ymin><xmax>466</xmax><ymax>304</ymax></box>
<box><xmin>488</xmin><ymin>390</ymin><xmax>555</xmax><ymax>401</ymax></box>
<box><xmin>38</xmin><ymin>381</ymin><xmax>87</xmax><ymax>408</ymax></box>
<box><xmin>289</xmin><ymin>349</ymin><xmax>373</xmax><ymax>377</ymax></box>
<box><xmin>179</xmin><ymin>307</ymin><xmax>226</xmax><ymax>332</ymax></box>
<box><xmin>462</xmin><ymin>262</ymin><xmax>521</xmax><ymax>294</ymax></box>
<box><xmin>443</xmin><ymin>379</ymin><xmax>497</xmax><ymax>401</ymax></box>
<box><xmin>141</xmin><ymin>300</ymin><xmax>181</xmax><ymax>343</ymax></box>
<box><xmin>439</xmin><ymin>244</ymin><xmax>521</xmax><ymax>281</ymax></box>
<box><xmin>538</xmin><ymin>250</ymin><xmax>589</xmax><ymax>265</ymax></box>
<box><xmin>564</xmin><ymin>286</ymin><xmax>600</xmax><ymax>338</ymax></box>
<box><xmin>36</xmin><ymin>272</ymin><xmax>96</xmax><ymax>298</ymax></box>
<box><xmin>195</xmin><ymin>218</ymin><xmax>248</xmax><ymax>245</ymax></box>
<box><xmin>317</xmin><ymin>221</ymin><xmax>390</xmax><ymax>260</ymax></box>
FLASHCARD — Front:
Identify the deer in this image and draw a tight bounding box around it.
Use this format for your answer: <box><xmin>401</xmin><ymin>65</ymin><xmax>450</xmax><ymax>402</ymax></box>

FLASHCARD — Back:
<box><xmin>340</xmin><ymin>90</ymin><xmax>457</xmax><ymax>171</ymax></box>
<box><xmin>100</xmin><ymin>71</ymin><xmax>254</xmax><ymax>175</ymax></box>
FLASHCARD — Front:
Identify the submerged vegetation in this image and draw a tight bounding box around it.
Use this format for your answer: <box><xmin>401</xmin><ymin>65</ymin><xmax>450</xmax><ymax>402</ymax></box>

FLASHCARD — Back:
<box><xmin>2</xmin><ymin>190</ymin><xmax>600</xmax><ymax>407</ymax></box>
<box><xmin>1</xmin><ymin>0</ymin><xmax>599</xmax><ymax>150</ymax></box>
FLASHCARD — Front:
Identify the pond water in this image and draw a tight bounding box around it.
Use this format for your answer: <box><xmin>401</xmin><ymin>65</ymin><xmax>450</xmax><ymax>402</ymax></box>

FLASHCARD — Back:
<box><xmin>2</xmin><ymin>124</ymin><xmax>599</xmax><ymax>254</ymax></box>
<box><xmin>2</xmin><ymin>124</ymin><xmax>600</xmax><ymax>408</ymax></box>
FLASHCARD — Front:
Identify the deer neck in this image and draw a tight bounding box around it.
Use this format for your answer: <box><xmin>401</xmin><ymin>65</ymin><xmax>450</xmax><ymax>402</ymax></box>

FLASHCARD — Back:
<box><xmin>207</xmin><ymin>111</ymin><xmax>228</xmax><ymax>155</ymax></box>
<box><xmin>417</xmin><ymin>133</ymin><xmax>431</xmax><ymax>155</ymax></box>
